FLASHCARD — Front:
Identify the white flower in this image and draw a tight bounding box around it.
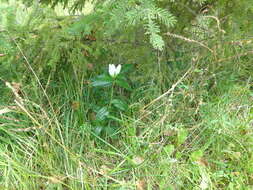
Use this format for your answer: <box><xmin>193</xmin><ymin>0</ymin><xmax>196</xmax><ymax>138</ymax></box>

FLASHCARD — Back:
<box><xmin>109</xmin><ymin>64</ymin><xmax>121</xmax><ymax>78</ymax></box>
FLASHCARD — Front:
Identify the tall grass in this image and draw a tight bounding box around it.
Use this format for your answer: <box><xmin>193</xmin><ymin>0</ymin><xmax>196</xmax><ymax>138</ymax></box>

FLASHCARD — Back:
<box><xmin>0</xmin><ymin>1</ymin><xmax>253</xmax><ymax>190</ymax></box>
<box><xmin>1</xmin><ymin>62</ymin><xmax>252</xmax><ymax>189</ymax></box>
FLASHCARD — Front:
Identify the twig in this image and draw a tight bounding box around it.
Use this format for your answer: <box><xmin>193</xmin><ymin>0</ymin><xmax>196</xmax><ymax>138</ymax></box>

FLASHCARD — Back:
<box><xmin>104</xmin><ymin>39</ymin><xmax>148</xmax><ymax>46</ymax></box>
<box><xmin>5</xmin><ymin>81</ymin><xmax>24</xmax><ymax>105</ymax></box>
<box><xmin>203</xmin><ymin>15</ymin><xmax>226</xmax><ymax>34</ymax></box>
<box><xmin>216</xmin><ymin>50</ymin><xmax>253</xmax><ymax>63</ymax></box>
<box><xmin>165</xmin><ymin>32</ymin><xmax>214</xmax><ymax>53</ymax></box>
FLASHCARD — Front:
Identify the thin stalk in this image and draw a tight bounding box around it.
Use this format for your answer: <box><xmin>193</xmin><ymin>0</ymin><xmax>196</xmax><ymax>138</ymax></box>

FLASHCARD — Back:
<box><xmin>109</xmin><ymin>81</ymin><xmax>115</xmax><ymax>109</ymax></box>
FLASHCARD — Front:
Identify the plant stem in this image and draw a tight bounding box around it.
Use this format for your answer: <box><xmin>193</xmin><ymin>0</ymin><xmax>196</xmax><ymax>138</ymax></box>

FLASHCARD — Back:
<box><xmin>109</xmin><ymin>81</ymin><xmax>115</xmax><ymax>109</ymax></box>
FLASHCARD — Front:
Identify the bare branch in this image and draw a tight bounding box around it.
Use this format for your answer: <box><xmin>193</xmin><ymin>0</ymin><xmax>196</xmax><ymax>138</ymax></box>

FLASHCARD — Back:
<box><xmin>165</xmin><ymin>32</ymin><xmax>214</xmax><ymax>53</ymax></box>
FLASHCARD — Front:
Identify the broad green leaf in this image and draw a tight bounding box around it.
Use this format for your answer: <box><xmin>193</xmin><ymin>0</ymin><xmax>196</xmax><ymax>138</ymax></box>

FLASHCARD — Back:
<box><xmin>94</xmin><ymin>126</ymin><xmax>103</xmax><ymax>136</ymax></box>
<box><xmin>163</xmin><ymin>144</ymin><xmax>175</xmax><ymax>156</ymax></box>
<box><xmin>91</xmin><ymin>74</ymin><xmax>113</xmax><ymax>87</ymax></box>
<box><xmin>91</xmin><ymin>80</ymin><xmax>111</xmax><ymax>87</ymax></box>
<box><xmin>190</xmin><ymin>150</ymin><xmax>204</xmax><ymax>162</ymax></box>
<box><xmin>115</xmin><ymin>78</ymin><xmax>131</xmax><ymax>90</ymax></box>
<box><xmin>96</xmin><ymin>107</ymin><xmax>109</xmax><ymax>121</ymax></box>
<box><xmin>111</xmin><ymin>99</ymin><xmax>128</xmax><ymax>111</ymax></box>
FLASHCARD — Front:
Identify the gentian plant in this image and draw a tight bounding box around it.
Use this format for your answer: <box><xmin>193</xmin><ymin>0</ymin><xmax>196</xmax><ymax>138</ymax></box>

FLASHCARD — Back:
<box><xmin>90</xmin><ymin>64</ymin><xmax>132</xmax><ymax>138</ymax></box>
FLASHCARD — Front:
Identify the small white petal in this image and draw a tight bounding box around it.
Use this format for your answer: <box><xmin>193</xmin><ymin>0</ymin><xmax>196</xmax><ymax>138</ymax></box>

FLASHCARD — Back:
<box><xmin>115</xmin><ymin>64</ymin><xmax>121</xmax><ymax>75</ymax></box>
<box><xmin>109</xmin><ymin>64</ymin><xmax>121</xmax><ymax>77</ymax></box>
<box><xmin>109</xmin><ymin>64</ymin><xmax>116</xmax><ymax>77</ymax></box>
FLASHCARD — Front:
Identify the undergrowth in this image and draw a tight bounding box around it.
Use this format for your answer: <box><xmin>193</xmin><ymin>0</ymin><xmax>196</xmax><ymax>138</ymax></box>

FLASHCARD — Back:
<box><xmin>0</xmin><ymin>0</ymin><xmax>253</xmax><ymax>189</ymax></box>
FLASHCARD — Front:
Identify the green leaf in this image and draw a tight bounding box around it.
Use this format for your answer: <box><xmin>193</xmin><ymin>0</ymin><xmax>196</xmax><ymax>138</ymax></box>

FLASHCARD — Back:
<box><xmin>105</xmin><ymin>126</ymin><xmax>119</xmax><ymax>139</ymax></box>
<box><xmin>177</xmin><ymin>129</ymin><xmax>188</xmax><ymax>145</ymax></box>
<box><xmin>96</xmin><ymin>107</ymin><xmax>109</xmax><ymax>121</ymax></box>
<box><xmin>107</xmin><ymin>115</ymin><xmax>122</xmax><ymax>122</ymax></box>
<box><xmin>190</xmin><ymin>150</ymin><xmax>204</xmax><ymax>162</ymax></box>
<box><xmin>121</xmin><ymin>64</ymin><xmax>134</xmax><ymax>73</ymax></box>
<box><xmin>91</xmin><ymin>80</ymin><xmax>111</xmax><ymax>87</ymax></box>
<box><xmin>111</xmin><ymin>99</ymin><xmax>128</xmax><ymax>111</ymax></box>
<box><xmin>115</xmin><ymin>78</ymin><xmax>131</xmax><ymax>90</ymax></box>
<box><xmin>94</xmin><ymin>126</ymin><xmax>103</xmax><ymax>136</ymax></box>
<box><xmin>176</xmin><ymin>152</ymin><xmax>183</xmax><ymax>159</ymax></box>
<box><xmin>163</xmin><ymin>144</ymin><xmax>175</xmax><ymax>156</ymax></box>
<box><xmin>91</xmin><ymin>74</ymin><xmax>113</xmax><ymax>87</ymax></box>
